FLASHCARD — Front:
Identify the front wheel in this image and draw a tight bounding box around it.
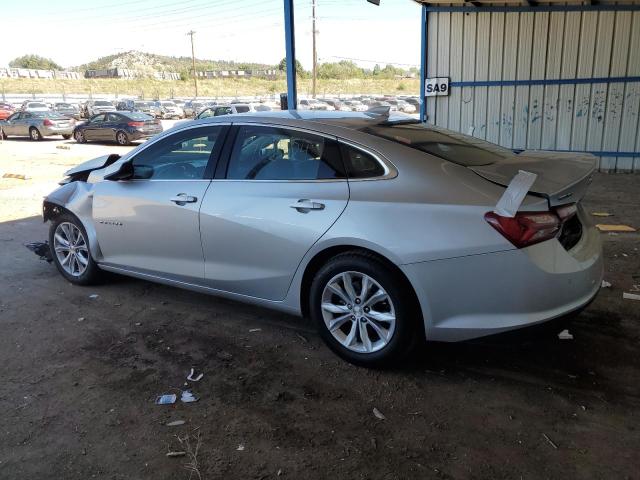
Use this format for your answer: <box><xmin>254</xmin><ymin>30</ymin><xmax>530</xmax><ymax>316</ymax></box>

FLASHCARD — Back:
<box><xmin>49</xmin><ymin>213</ymin><xmax>101</xmax><ymax>285</ymax></box>
<box><xmin>309</xmin><ymin>252</ymin><xmax>419</xmax><ymax>367</ymax></box>
<box><xmin>74</xmin><ymin>130</ymin><xmax>86</xmax><ymax>143</ymax></box>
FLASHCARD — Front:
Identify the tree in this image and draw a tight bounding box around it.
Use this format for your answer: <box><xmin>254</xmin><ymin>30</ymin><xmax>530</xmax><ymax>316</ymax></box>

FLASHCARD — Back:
<box><xmin>278</xmin><ymin>57</ymin><xmax>306</xmax><ymax>77</ymax></box>
<box><xmin>9</xmin><ymin>54</ymin><xmax>62</xmax><ymax>70</ymax></box>
<box><xmin>372</xmin><ymin>64</ymin><xmax>381</xmax><ymax>76</ymax></box>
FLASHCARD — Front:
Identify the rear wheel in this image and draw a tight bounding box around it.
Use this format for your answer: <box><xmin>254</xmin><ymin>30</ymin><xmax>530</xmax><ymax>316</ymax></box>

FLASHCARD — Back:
<box><xmin>29</xmin><ymin>127</ymin><xmax>42</xmax><ymax>141</ymax></box>
<box><xmin>62</xmin><ymin>134</ymin><xmax>71</xmax><ymax>140</ymax></box>
<box><xmin>49</xmin><ymin>213</ymin><xmax>101</xmax><ymax>285</ymax></box>
<box><xmin>74</xmin><ymin>130</ymin><xmax>86</xmax><ymax>143</ymax></box>
<box><xmin>116</xmin><ymin>130</ymin><xmax>130</xmax><ymax>146</ymax></box>
<box><xmin>310</xmin><ymin>252</ymin><xmax>419</xmax><ymax>367</ymax></box>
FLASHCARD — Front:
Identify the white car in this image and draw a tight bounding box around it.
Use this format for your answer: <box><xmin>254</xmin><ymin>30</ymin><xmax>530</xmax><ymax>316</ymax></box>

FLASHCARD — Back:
<box><xmin>21</xmin><ymin>101</ymin><xmax>50</xmax><ymax>112</ymax></box>
<box><xmin>343</xmin><ymin>100</ymin><xmax>368</xmax><ymax>112</ymax></box>
<box><xmin>156</xmin><ymin>101</ymin><xmax>185</xmax><ymax>119</ymax></box>
<box><xmin>299</xmin><ymin>99</ymin><xmax>335</xmax><ymax>111</ymax></box>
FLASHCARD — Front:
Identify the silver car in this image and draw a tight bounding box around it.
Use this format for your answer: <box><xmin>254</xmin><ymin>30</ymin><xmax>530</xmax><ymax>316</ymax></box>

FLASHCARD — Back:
<box><xmin>42</xmin><ymin>111</ymin><xmax>603</xmax><ymax>366</ymax></box>
<box><xmin>1</xmin><ymin>111</ymin><xmax>75</xmax><ymax>140</ymax></box>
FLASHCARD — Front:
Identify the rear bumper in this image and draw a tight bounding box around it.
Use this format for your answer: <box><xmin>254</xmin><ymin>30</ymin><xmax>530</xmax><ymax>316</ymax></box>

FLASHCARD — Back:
<box><xmin>41</xmin><ymin>126</ymin><xmax>74</xmax><ymax>136</ymax></box>
<box><xmin>402</xmin><ymin>217</ymin><xmax>603</xmax><ymax>342</ymax></box>
<box><xmin>129</xmin><ymin>128</ymin><xmax>162</xmax><ymax>140</ymax></box>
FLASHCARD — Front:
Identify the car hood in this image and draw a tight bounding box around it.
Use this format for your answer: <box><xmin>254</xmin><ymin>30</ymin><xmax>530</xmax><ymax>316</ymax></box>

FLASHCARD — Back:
<box><xmin>65</xmin><ymin>154</ymin><xmax>121</xmax><ymax>177</ymax></box>
<box><xmin>469</xmin><ymin>150</ymin><xmax>596</xmax><ymax>206</ymax></box>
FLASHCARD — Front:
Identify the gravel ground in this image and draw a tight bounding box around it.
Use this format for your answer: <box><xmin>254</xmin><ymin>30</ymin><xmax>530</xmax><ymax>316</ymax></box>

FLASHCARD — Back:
<box><xmin>0</xmin><ymin>135</ymin><xmax>638</xmax><ymax>479</ymax></box>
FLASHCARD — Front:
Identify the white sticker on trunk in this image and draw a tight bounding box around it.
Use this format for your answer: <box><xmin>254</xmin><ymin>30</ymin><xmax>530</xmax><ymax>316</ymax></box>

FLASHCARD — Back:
<box><xmin>494</xmin><ymin>170</ymin><xmax>538</xmax><ymax>218</ymax></box>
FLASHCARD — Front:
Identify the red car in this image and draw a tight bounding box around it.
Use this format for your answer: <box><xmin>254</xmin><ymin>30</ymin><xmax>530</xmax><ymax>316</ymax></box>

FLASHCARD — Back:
<box><xmin>0</xmin><ymin>103</ymin><xmax>15</xmax><ymax>121</ymax></box>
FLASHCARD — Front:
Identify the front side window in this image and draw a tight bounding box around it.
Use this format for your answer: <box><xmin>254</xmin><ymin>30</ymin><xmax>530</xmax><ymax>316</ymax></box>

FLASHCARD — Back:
<box><xmin>227</xmin><ymin>126</ymin><xmax>345</xmax><ymax>180</ymax></box>
<box><xmin>131</xmin><ymin>126</ymin><xmax>224</xmax><ymax>180</ymax></box>
<box><xmin>8</xmin><ymin>113</ymin><xmax>21</xmax><ymax>121</ymax></box>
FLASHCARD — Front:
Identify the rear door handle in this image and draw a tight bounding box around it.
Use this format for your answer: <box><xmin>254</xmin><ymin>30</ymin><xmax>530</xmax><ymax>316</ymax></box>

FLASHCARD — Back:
<box><xmin>289</xmin><ymin>199</ymin><xmax>325</xmax><ymax>212</ymax></box>
<box><xmin>170</xmin><ymin>193</ymin><xmax>198</xmax><ymax>205</ymax></box>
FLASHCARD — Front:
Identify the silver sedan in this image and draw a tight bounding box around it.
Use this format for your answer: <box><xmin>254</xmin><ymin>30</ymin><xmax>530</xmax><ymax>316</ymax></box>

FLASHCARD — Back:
<box><xmin>42</xmin><ymin>111</ymin><xmax>603</xmax><ymax>366</ymax></box>
<box><xmin>1</xmin><ymin>111</ymin><xmax>75</xmax><ymax>140</ymax></box>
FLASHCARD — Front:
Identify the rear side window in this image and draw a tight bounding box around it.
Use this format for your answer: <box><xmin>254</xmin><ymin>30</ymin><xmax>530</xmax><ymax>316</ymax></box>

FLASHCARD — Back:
<box><xmin>234</xmin><ymin>105</ymin><xmax>250</xmax><ymax>113</ymax></box>
<box><xmin>227</xmin><ymin>126</ymin><xmax>346</xmax><ymax>180</ymax></box>
<box><xmin>340</xmin><ymin>144</ymin><xmax>385</xmax><ymax>178</ymax></box>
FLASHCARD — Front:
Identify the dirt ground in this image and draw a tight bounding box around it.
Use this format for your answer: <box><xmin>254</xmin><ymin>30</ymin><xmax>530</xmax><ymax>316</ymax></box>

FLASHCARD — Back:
<box><xmin>0</xmin><ymin>135</ymin><xmax>639</xmax><ymax>479</ymax></box>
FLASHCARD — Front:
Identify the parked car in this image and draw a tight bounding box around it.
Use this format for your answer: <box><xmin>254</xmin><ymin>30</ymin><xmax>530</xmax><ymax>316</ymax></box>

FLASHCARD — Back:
<box><xmin>73</xmin><ymin>111</ymin><xmax>162</xmax><ymax>145</ymax></box>
<box><xmin>42</xmin><ymin>111</ymin><xmax>602</xmax><ymax>367</ymax></box>
<box><xmin>21</xmin><ymin>101</ymin><xmax>50</xmax><ymax>112</ymax></box>
<box><xmin>153</xmin><ymin>100</ymin><xmax>185</xmax><ymax>119</ymax></box>
<box><xmin>343</xmin><ymin>100</ymin><xmax>368</xmax><ymax>112</ymax></box>
<box><xmin>0</xmin><ymin>102</ymin><xmax>15</xmax><ymax>120</ymax></box>
<box><xmin>0</xmin><ymin>111</ymin><xmax>74</xmax><ymax>140</ymax></box>
<box><xmin>321</xmin><ymin>99</ymin><xmax>351</xmax><ymax>112</ymax></box>
<box><xmin>299</xmin><ymin>99</ymin><xmax>335</xmax><ymax>111</ymax></box>
<box><xmin>53</xmin><ymin>102</ymin><xmax>81</xmax><ymax>119</ymax></box>
<box><xmin>85</xmin><ymin>100</ymin><xmax>116</xmax><ymax>117</ymax></box>
<box><xmin>195</xmin><ymin>104</ymin><xmax>252</xmax><ymax>119</ymax></box>
<box><xmin>184</xmin><ymin>100</ymin><xmax>205</xmax><ymax>118</ymax></box>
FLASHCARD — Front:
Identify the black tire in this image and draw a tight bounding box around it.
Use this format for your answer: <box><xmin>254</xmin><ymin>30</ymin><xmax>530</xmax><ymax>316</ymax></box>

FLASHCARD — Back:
<box><xmin>74</xmin><ymin>129</ymin><xmax>86</xmax><ymax>143</ymax></box>
<box><xmin>48</xmin><ymin>212</ymin><xmax>101</xmax><ymax>285</ymax></box>
<box><xmin>62</xmin><ymin>134</ymin><xmax>72</xmax><ymax>140</ymax></box>
<box><xmin>29</xmin><ymin>127</ymin><xmax>42</xmax><ymax>141</ymax></box>
<box><xmin>309</xmin><ymin>251</ymin><xmax>420</xmax><ymax>367</ymax></box>
<box><xmin>116</xmin><ymin>130</ymin><xmax>130</xmax><ymax>146</ymax></box>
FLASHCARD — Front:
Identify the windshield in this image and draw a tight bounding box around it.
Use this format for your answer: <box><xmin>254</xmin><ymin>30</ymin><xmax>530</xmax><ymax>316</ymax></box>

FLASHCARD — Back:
<box><xmin>362</xmin><ymin>123</ymin><xmax>515</xmax><ymax>167</ymax></box>
<box><xmin>95</xmin><ymin>101</ymin><xmax>111</xmax><ymax>106</ymax></box>
<box><xmin>235</xmin><ymin>105</ymin><xmax>250</xmax><ymax>113</ymax></box>
<box><xmin>56</xmin><ymin>103</ymin><xmax>72</xmax><ymax>108</ymax></box>
<box><xmin>28</xmin><ymin>103</ymin><xmax>48</xmax><ymax>108</ymax></box>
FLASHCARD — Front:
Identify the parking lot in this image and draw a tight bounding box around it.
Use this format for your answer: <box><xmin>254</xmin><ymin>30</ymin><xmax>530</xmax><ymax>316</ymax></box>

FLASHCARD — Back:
<box><xmin>0</xmin><ymin>133</ymin><xmax>639</xmax><ymax>479</ymax></box>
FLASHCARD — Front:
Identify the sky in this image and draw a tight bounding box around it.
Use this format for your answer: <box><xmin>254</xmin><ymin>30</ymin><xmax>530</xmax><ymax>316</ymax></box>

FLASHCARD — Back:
<box><xmin>1</xmin><ymin>0</ymin><xmax>421</xmax><ymax>70</ymax></box>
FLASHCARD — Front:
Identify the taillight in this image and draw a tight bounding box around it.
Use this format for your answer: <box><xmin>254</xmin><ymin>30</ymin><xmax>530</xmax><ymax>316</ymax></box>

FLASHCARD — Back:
<box><xmin>485</xmin><ymin>211</ymin><xmax>561</xmax><ymax>248</ymax></box>
<box><xmin>128</xmin><ymin>121</ymin><xmax>144</xmax><ymax>127</ymax></box>
<box><xmin>43</xmin><ymin>119</ymin><xmax>54</xmax><ymax>126</ymax></box>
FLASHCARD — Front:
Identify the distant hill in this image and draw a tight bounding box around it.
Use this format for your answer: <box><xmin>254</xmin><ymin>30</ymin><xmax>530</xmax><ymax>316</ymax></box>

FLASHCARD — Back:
<box><xmin>75</xmin><ymin>50</ymin><xmax>276</xmax><ymax>74</ymax></box>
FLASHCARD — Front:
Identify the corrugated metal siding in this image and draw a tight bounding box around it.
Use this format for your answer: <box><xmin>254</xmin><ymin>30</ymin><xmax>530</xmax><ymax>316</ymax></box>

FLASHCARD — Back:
<box><xmin>426</xmin><ymin>9</ymin><xmax>640</xmax><ymax>172</ymax></box>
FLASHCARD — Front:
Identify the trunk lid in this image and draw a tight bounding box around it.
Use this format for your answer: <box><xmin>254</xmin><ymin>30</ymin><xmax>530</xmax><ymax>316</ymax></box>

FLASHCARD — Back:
<box><xmin>469</xmin><ymin>150</ymin><xmax>596</xmax><ymax>206</ymax></box>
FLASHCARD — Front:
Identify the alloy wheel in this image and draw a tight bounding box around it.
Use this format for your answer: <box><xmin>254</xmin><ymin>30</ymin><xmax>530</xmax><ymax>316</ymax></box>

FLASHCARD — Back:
<box><xmin>53</xmin><ymin>222</ymin><xmax>89</xmax><ymax>277</ymax></box>
<box><xmin>30</xmin><ymin>128</ymin><xmax>41</xmax><ymax>140</ymax></box>
<box><xmin>116</xmin><ymin>132</ymin><xmax>127</xmax><ymax>145</ymax></box>
<box><xmin>320</xmin><ymin>271</ymin><xmax>396</xmax><ymax>354</ymax></box>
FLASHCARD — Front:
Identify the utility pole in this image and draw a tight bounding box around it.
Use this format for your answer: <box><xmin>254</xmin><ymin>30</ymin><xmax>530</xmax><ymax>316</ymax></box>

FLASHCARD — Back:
<box><xmin>311</xmin><ymin>0</ymin><xmax>317</xmax><ymax>98</ymax></box>
<box><xmin>187</xmin><ymin>30</ymin><xmax>198</xmax><ymax>97</ymax></box>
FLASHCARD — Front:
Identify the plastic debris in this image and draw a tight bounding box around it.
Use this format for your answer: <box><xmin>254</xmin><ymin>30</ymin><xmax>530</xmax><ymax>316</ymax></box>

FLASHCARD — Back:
<box><xmin>494</xmin><ymin>170</ymin><xmax>538</xmax><ymax>217</ymax></box>
<box><xmin>166</xmin><ymin>420</ymin><xmax>186</xmax><ymax>427</ymax></box>
<box><xmin>542</xmin><ymin>433</ymin><xmax>558</xmax><ymax>449</ymax></box>
<box><xmin>78</xmin><ymin>317</ymin><xmax>85</xmax><ymax>322</ymax></box>
<box><xmin>601</xmin><ymin>280</ymin><xmax>612</xmax><ymax>288</ymax></box>
<box><xmin>237</xmin><ymin>444</ymin><xmax>245</xmax><ymax>451</ymax></box>
<box><xmin>249</xmin><ymin>328</ymin><xmax>262</xmax><ymax>333</ymax></box>
<box><xmin>623</xmin><ymin>292</ymin><xmax>640</xmax><ymax>301</ymax></box>
<box><xmin>155</xmin><ymin>394</ymin><xmax>177</xmax><ymax>405</ymax></box>
<box><xmin>89</xmin><ymin>294</ymin><xmax>99</xmax><ymax>299</ymax></box>
<box><xmin>25</xmin><ymin>241</ymin><xmax>53</xmax><ymax>262</ymax></box>
<box><xmin>3</xmin><ymin>173</ymin><xmax>29</xmax><ymax>180</ymax></box>
<box><xmin>187</xmin><ymin>368</ymin><xmax>204</xmax><ymax>382</ymax></box>
<box><xmin>166</xmin><ymin>451</ymin><xmax>186</xmax><ymax>457</ymax></box>
<box><xmin>558</xmin><ymin>329</ymin><xmax>574</xmax><ymax>340</ymax></box>
<box><xmin>596</xmin><ymin>224</ymin><xmax>636</xmax><ymax>232</ymax></box>
<box><xmin>591</xmin><ymin>212</ymin><xmax>612</xmax><ymax>217</ymax></box>
<box><xmin>372</xmin><ymin>407</ymin><xmax>386</xmax><ymax>420</ymax></box>
<box><xmin>181</xmin><ymin>390</ymin><xmax>198</xmax><ymax>403</ymax></box>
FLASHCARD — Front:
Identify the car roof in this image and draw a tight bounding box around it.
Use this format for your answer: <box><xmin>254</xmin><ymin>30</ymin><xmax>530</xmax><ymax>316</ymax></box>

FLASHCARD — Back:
<box><xmin>190</xmin><ymin>110</ymin><xmax>415</xmax><ymax>131</ymax></box>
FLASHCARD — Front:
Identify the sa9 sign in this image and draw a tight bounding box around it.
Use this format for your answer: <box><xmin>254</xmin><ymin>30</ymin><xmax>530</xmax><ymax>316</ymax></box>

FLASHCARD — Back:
<box><xmin>425</xmin><ymin>77</ymin><xmax>449</xmax><ymax>97</ymax></box>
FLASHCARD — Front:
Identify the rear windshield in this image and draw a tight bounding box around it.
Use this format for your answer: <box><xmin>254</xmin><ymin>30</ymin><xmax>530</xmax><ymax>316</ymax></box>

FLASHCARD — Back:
<box><xmin>125</xmin><ymin>112</ymin><xmax>153</xmax><ymax>121</ymax></box>
<box><xmin>361</xmin><ymin>122</ymin><xmax>515</xmax><ymax>167</ymax></box>
<box><xmin>28</xmin><ymin>102</ymin><xmax>48</xmax><ymax>108</ymax></box>
<box><xmin>235</xmin><ymin>105</ymin><xmax>250</xmax><ymax>113</ymax></box>
<box><xmin>95</xmin><ymin>101</ymin><xmax>111</xmax><ymax>106</ymax></box>
<box><xmin>33</xmin><ymin>112</ymin><xmax>65</xmax><ymax>119</ymax></box>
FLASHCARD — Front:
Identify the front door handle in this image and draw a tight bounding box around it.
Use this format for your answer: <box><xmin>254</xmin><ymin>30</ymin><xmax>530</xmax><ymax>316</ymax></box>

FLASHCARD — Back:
<box><xmin>289</xmin><ymin>199</ymin><xmax>325</xmax><ymax>213</ymax></box>
<box><xmin>170</xmin><ymin>193</ymin><xmax>198</xmax><ymax>205</ymax></box>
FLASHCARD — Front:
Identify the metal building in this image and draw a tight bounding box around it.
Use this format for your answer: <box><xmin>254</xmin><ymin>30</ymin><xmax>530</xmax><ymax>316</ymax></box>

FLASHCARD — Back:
<box><xmin>415</xmin><ymin>0</ymin><xmax>640</xmax><ymax>172</ymax></box>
